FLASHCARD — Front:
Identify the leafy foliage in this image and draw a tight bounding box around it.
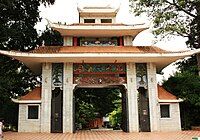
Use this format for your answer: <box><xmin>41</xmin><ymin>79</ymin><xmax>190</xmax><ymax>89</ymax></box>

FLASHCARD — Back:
<box><xmin>0</xmin><ymin>0</ymin><xmax>55</xmax><ymax>126</ymax></box>
<box><xmin>109</xmin><ymin>100</ymin><xmax>122</xmax><ymax>128</ymax></box>
<box><xmin>131</xmin><ymin>0</ymin><xmax>200</xmax><ymax>128</ymax></box>
<box><xmin>163</xmin><ymin>57</ymin><xmax>200</xmax><ymax>129</ymax></box>
<box><xmin>74</xmin><ymin>88</ymin><xmax>121</xmax><ymax>129</ymax></box>
<box><xmin>163</xmin><ymin>72</ymin><xmax>200</xmax><ymax>106</ymax></box>
<box><xmin>177</xmin><ymin>55</ymin><xmax>198</xmax><ymax>75</ymax></box>
<box><xmin>37</xmin><ymin>27</ymin><xmax>63</xmax><ymax>46</ymax></box>
<box><xmin>130</xmin><ymin>0</ymin><xmax>200</xmax><ymax>73</ymax></box>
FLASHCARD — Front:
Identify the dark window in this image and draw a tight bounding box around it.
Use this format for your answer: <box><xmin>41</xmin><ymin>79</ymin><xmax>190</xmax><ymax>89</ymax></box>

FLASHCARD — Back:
<box><xmin>101</xmin><ymin>19</ymin><xmax>112</xmax><ymax>23</ymax></box>
<box><xmin>160</xmin><ymin>105</ymin><xmax>170</xmax><ymax>118</ymax></box>
<box><xmin>84</xmin><ymin>19</ymin><xmax>95</xmax><ymax>23</ymax></box>
<box><xmin>28</xmin><ymin>106</ymin><xmax>39</xmax><ymax>119</ymax></box>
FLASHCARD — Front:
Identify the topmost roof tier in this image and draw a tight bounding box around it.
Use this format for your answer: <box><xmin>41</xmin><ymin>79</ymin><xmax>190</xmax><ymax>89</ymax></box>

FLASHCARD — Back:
<box><xmin>78</xmin><ymin>5</ymin><xmax>119</xmax><ymax>17</ymax></box>
<box><xmin>48</xmin><ymin>4</ymin><xmax>148</xmax><ymax>37</ymax></box>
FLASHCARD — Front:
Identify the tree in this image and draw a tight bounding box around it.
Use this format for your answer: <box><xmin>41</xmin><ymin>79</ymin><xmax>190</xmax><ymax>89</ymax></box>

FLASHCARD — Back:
<box><xmin>37</xmin><ymin>27</ymin><xmax>63</xmax><ymax>46</ymax></box>
<box><xmin>130</xmin><ymin>0</ymin><xmax>200</xmax><ymax>75</ymax></box>
<box><xmin>163</xmin><ymin>71</ymin><xmax>200</xmax><ymax>129</ymax></box>
<box><xmin>163</xmin><ymin>54</ymin><xmax>200</xmax><ymax>129</ymax></box>
<box><xmin>109</xmin><ymin>100</ymin><xmax>122</xmax><ymax>128</ymax></box>
<box><xmin>0</xmin><ymin>0</ymin><xmax>55</xmax><ymax>126</ymax></box>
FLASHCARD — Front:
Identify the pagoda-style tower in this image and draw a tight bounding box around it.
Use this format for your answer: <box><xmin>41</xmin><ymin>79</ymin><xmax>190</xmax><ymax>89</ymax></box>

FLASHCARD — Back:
<box><xmin>1</xmin><ymin>4</ymin><xmax>199</xmax><ymax>133</ymax></box>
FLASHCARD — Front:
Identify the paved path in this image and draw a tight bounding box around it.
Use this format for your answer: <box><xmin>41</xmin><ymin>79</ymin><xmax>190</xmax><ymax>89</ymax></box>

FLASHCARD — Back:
<box><xmin>3</xmin><ymin>130</ymin><xmax>200</xmax><ymax>140</ymax></box>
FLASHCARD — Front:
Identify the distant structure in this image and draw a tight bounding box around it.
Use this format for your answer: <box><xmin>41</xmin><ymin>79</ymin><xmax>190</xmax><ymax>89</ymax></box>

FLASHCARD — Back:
<box><xmin>0</xmin><ymin>2</ymin><xmax>199</xmax><ymax>133</ymax></box>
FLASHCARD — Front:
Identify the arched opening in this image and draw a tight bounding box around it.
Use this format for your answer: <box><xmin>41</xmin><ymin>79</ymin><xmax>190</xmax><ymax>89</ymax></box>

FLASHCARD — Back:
<box><xmin>73</xmin><ymin>85</ymin><xmax>128</xmax><ymax>133</ymax></box>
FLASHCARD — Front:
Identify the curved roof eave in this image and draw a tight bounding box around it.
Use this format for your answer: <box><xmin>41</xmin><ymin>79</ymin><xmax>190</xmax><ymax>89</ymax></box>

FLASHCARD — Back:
<box><xmin>0</xmin><ymin>49</ymin><xmax>200</xmax><ymax>74</ymax></box>
<box><xmin>49</xmin><ymin>22</ymin><xmax>149</xmax><ymax>37</ymax></box>
<box><xmin>12</xmin><ymin>98</ymin><xmax>41</xmax><ymax>104</ymax></box>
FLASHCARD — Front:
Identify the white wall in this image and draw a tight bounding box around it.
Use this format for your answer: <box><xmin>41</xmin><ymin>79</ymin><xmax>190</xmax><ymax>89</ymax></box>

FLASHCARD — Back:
<box><xmin>63</xmin><ymin>63</ymin><xmax>74</xmax><ymax>133</ymax></box>
<box><xmin>18</xmin><ymin>104</ymin><xmax>41</xmax><ymax>132</ymax></box>
<box><xmin>126</xmin><ymin>62</ymin><xmax>139</xmax><ymax>132</ymax></box>
<box><xmin>159</xmin><ymin>103</ymin><xmax>181</xmax><ymax>131</ymax></box>
<box><xmin>147</xmin><ymin>63</ymin><xmax>160</xmax><ymax>131</ymax></box>
<box><xmin>124</xmin><ymin>36</ymin><xmax>133</xmax><ymax>46</ymax></box>
<box><xmin>63</xmin><ymin>37</ymin><xmax>73</xmax><ymax>46</ymax></box>
<box><xmin>40</xmin><ymin>63</ymin><xmax>52</xmax><ymax>132</ymax></box>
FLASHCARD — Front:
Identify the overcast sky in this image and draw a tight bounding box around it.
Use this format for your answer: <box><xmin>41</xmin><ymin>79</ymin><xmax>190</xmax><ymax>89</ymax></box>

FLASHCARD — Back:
<box><xmin>36</xmin><ymin>0</ymin><xmax>190</xmax><ymax>82</ymax></box>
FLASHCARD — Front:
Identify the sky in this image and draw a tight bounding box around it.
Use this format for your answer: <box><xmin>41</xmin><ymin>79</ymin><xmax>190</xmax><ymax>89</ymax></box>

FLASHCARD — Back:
<box><xmin>36</xmin><ymin>0</ymin><xmax>190</xmax><ymax>83</ymax></box>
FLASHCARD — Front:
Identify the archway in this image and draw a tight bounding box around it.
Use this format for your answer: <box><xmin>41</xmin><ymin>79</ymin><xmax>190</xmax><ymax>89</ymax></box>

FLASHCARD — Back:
<box><xmin>73</xmin><ymin>85</ymin><xmax>128</xmax><ymax>133</ymax></box>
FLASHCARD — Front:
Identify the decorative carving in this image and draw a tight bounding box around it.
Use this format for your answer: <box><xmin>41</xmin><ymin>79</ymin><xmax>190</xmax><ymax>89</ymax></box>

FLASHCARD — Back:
<box><xmin>52</xmin><ymin>63</ymin><xmax>63</xmax><ymax>89</ymax></box>
<box><xmin>73</xmin><ymin>63</ymin><xmax>126</xmax><ymax>74</ymax></box>
<box><xmin>44</xmin><ymin>63</ymin><xmax>50</xmax><ymax>70</ymax></box>
<box><xmin>136</xmin><ymin>63</ymin><xmax>148</xmax><ymax>89</ymax></box>
<box><xmin>80</xmin><ymin>37</ymin><xmax>118</xmax><ymax>46</ymax></box>
<box><xmin>73</xmin><ymin>63</ymin><xmax>127</xmax><ymax>85</ymax></box>
<box><xmin>74</xmin><ymin>76</ymin><xmax>126</xmax><ymax>85</ymax></box>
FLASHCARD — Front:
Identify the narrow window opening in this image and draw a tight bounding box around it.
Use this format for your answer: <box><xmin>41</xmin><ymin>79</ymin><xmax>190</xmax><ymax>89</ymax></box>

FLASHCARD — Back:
<box><xmin>84</xmin><ymin>19</ymin><xmax>95</xmax><ymax>23</ymax></box>
<box><xmin>160</xmin><ymin>105</ymin><xmax>170</xmax><ymax>118</ymax></box>
<box><xmin>28</xmin><ymin>106</ymin><xmax>39</xmax><ymax>119</ymax></box>
<box><xmin>101</xmin><ymin>19</ymin><xmax>112</xmax><ymax>23</ymax></box>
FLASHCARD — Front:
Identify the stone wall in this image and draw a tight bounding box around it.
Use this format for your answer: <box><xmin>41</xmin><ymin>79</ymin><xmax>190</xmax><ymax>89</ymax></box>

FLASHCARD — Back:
<box><xmin>64</xmin><ymin>37</ymin><xmax>73</xmax><ymax>46</ymax></box>
<box><xmin>40</xmin><ymin>63</ymin><xmax>52</xmax><ymax>132</ymax></box>
<box><xmin>124</xmin><ymin>36</ymin><xmax>133</xmax><ymax>46</ymax></box>
<box><xmin>126</xmin><ymin>62</ymin><xmax>139</xmax><ymax>132</ymax></box>
<box><xmin>147</xmin><ymin>63</ymin><xmax>160</xmax><ymax>131</ymax></box>
<box><xmin>18</xmin><ymin>104</ymin><xmax>41</xmax><ymax>132</ymax></box>
<box><xmin>63</xmin><ymin>63</ymin><xmax>74</xmax><ymax>133</ymax></box>
<box><xmin>159</xmin><ymin>103</ymin><xmax>181</xmax><ymax>131</ymax></box>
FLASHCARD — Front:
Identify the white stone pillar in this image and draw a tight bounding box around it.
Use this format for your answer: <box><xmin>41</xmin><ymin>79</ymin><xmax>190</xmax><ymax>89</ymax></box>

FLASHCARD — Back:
<box><xmin>126</xmin><ymin>63</ymin><xmax>139</xmax><ymax>132</ymax></box>
<box><xmin>96</xmin><ymin>18</ymin><xmax>101</xmax><ymax>24</ymax></box>
<box><xmin>41</xmin><ymin>63</ymin><xmax>52</xmax><ymax>132</ymax></box>
<box><xmin>147</xmin><ymin>63</ymin><xmax>160</xmax><ymax>131</ymax></box>
<box><xmin>63</xmin><ymin>37</ymin><xmax>73</xmax><ymax>46</ymax></box>
<box><xmin>124</xmin><ymin>36</ymin><xmax>133</xmax><ymax>46</ymax></box>
<box><xmin>63</xmin><ymin>63</ymin><xmax>74</xmax><ymax>133</ymax></box>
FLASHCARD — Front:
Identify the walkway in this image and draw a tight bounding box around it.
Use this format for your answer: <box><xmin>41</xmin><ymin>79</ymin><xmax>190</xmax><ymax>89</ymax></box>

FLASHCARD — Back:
<box><xmin>4</xmin><ymin>130</ymin><xmax>200</xmax><ymax>140</ymax></box>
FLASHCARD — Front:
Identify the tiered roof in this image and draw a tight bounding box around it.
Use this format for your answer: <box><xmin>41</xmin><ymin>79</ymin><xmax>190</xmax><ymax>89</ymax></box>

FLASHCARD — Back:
<box><xmin>49</xmin><ymin>22</ymin><xmax>147</xmax><ymax>37</ymax></box>
<box><xmin>0</xmin><ymin>46</ymin><xmax>200</xmax><ymax>74</ymax></box>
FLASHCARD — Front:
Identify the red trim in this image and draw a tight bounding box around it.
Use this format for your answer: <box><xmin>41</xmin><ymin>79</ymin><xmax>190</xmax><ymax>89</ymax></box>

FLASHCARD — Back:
<box><xmin>119</xmin><ymin>37</ymin><xmax>123</xmax><ymax>46</ymax></box>
<box><xmin>73</xmin><ymin>37</ymin><xmax>78</xmax><ymax>46</ymax></box>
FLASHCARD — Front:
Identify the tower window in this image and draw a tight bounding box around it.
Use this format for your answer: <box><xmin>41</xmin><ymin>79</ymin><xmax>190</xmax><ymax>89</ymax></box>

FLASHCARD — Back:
<box><xmin>84</xmin><ymin>19</ymin><xmax>95</xmax><ymax>23</ymax></box>
<box><xmin>101</xmin><ymin>19</ymin><xmax>112</xmax><ymax>23</ymax></box>
<box><xmin>160</xmin><ymin>105</ymin><xmax>170</xmax><ymax>118</ymax></box>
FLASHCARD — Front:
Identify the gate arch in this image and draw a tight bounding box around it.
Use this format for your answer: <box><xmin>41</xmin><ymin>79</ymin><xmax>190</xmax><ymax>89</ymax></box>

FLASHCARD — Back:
<box><xmin>72</xmin><ymin>84</ymin><xmax>129</xmax><ymax>133</ymax></box>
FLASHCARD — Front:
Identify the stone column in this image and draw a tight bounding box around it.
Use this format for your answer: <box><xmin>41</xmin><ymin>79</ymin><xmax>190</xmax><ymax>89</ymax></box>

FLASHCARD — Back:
<box><xmin>63</xmin><ymin>63</ymin><xmax>74</xmax><ymax>133</ymax></box>
<box><xmin>41</xmin><ymin>63</ymin><xmax>52</xmax><ymax>132</ymax></box>
<box><xmin>126</xmin><ymin>63</ymin><xmax>139</xmax><ymax>132</ymax></box>
<box><xmin>124</xmin><ymin>36</ymin><xmax>133</xmax><ymax>46</ymax></box>
<box><xmin>63</xmin><ymin>37</ymin><xmax>73</xmax><ymax>46</ymax></box>
<box><xmin>147</xmin><ymin>63</ymin><xmax>160</xmax><ymax>131</ymax></box>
